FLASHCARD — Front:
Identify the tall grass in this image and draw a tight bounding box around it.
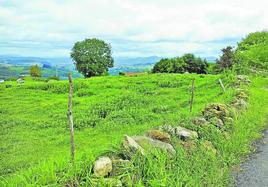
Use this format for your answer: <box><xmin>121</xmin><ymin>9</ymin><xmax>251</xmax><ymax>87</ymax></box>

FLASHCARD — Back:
<box><xmin>0</xmin><ymin>74</ymin><xmax>267</xmax><ymax>186</ymax></box>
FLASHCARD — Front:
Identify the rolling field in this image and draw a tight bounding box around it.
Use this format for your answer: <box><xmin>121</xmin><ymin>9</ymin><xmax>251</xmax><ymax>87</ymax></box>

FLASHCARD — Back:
<box><xmin>0</xmin><ymin>73</ymin><xmax>267</xmax><ymax>186</ymax></box>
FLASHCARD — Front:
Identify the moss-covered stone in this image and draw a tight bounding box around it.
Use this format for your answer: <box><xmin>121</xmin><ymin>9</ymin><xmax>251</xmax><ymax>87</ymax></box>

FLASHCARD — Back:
<box><xmin>200</xmin><ymin>140</ymin><xmax>217</xmax><ymax>155</ymax></box>
<box><xmin>192</xmin><ymin>117</ymin><xmax>209</xmax><ymax>126</ymax></box>
<box><xmin>202</xmin><ymin>103</ymin><xmax>229</xmax><ymax>121</ymax></box>
<box><xmin>181</xmin><ymin>140</ymin><xmax>197</xmax><ymax>150</ymax></box>
<box><xmin>146</xmin><ymin>129</ymin><xmax>171</xmax><ymax>143</ymax></box>
<box><xmin>132</xmin><ymin>136</ymin><xmax>176</xmax><ymax>156</ymax></box>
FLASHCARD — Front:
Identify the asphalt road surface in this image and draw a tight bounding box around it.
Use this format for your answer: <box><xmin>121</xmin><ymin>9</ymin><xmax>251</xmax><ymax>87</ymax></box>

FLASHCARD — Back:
<box><xmin>235</xmin><ymin>129</ymin><xmax>268</xmax><ymax>187</ymax></box>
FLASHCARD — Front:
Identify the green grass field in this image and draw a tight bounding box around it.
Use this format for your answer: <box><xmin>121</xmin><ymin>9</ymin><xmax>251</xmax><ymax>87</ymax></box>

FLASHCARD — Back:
<box><xmin>0</xmin><ymin>73</ymin><xmax>267</xmax><ymax>186</ymax></box>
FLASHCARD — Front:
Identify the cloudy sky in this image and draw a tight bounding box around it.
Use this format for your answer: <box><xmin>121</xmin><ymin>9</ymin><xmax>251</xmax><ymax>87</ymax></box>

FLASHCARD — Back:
<box><xmin>0</xmin><ymin>0</ymin><xmax>267</xmax><ymax>58</ymax></box>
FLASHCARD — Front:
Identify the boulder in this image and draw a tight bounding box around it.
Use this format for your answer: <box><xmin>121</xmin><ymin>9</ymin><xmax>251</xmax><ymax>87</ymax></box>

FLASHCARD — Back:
<box><xmin>158</xmin><ymin>124</ymin><xmax>176</xmax><ymax>135</ymax></box>
<box><xmin>233</xmin><ymin>99</ymin><xmax>248</xmax><ymax>110</ymax></box>
<box><xmin>146</xmin><ymin>129</ymin><xmax>171</xmax><ymax>143</ymax></box>
<box><xmin>93</xmin><ymin>156</ymin><xmax>113</xmax><ymax>177</ymax></box>
<box><xmin>132</xmin><ymin>136</ymin><xmax>176</xmax><ymax>155</ymax></box>
<box><xmin>202</xmin><ymin>103</ymin><xmax>229</xmax><ymax>121</ymax></box>
<box><xmin>174</xmin><ymin>126</ymin><xmax>198</xmax><ymax>140</ymax></box>
<box><xmin>210</xmin><ymin>117</ymin><xmax>224</xmax><ymax>129</ymax></box>
<box><xmin>192</xmin><ymin>117</ymin><xmax>209</xmax><ymax>126</ymax></box>
<box><xmin>16</xmin><ymin>78</ymin><xmax>24</xmax><ymax>84</ymax></box>
<box><xmin>181</xmin><ymin>140</ymin><xmax>197</xmax><ymax>150</ymax></box>
<box><xmin>123</xmin><ymin>135</ymin><xmax>145</xmax><ymax>155</ymax></box>
<box><xmin>201</xmin><ymin>141</ymin><xmax>217</xmax><ymax>155</ymax></box>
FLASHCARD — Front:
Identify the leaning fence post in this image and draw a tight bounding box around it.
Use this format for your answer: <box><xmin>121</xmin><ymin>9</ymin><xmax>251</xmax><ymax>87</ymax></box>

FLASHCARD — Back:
<box><xmin>189</xmin><ymin>78</ymin><xmax>195</xmax><ymax>113</ymax></box>
<box><xmin>68</xmin><ymin>73</ymin><xmax>75</xmax><ymax>162</ymax></box>
<box><xmin>218</xmin><ymin>78</ymin><xmax>226</xmax><ymax>93</ymax></box>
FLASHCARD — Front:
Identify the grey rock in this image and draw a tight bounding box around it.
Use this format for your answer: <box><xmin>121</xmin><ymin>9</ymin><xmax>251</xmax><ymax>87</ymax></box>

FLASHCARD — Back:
<box><xmin>132</xmin><ymin>136</ymin><xmax>176</xmax><ymax>155</ymax></box>
<box><xmin>93</xmin><ymin>156</ymin><xmax>112</xmax><ymax>177</ymax></box>
<box><xmin>123</xmin><ymin>135</ymin><xmax>145</xmax><ymax>155</ymax></box>
<box><xmin>158</xmin><ymin>124</ymin><xmax>176</xmax><ymax>135</ymax></box>
<box><xmin>211</xmin><ymin>117</ymin><xmax>224</xmax><ymax>129</ymax></box>
<box><xmin>17</xmin><ymin>78</ymin><xmax>24</xmax><ymax>84</ymax></box>
<box><xmin>192</xmin><ymin>117</ymin><xmax>209</xmax><ymax>126</ymax></box>
<box><xmin>175</xmin><ymin>126</ymin><xmax>198</xmax><ymax>140</ymax></box>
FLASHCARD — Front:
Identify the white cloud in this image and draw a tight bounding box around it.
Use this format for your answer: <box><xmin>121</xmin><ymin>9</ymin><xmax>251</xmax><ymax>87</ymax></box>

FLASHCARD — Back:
<box><xmin>0</xmin><ymin>0</ymin><xmax>267</xmax><ymax>57</ymax></box>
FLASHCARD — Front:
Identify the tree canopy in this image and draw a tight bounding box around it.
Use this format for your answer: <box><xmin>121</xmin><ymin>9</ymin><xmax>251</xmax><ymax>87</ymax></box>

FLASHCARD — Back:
<box><xmin>235</xmin><ymin>31</ymin><xmax>268</xmax><ymax>71</ymax></box>
<box><xmin>216</xmin><ymin>46</ymin><xmax>235</xmax><ymax>72</ymax></box>
<box><xmin>29</xmin><ymin>65</ymin><xmax>41</xmax><ymax>77</ymax></box>
<box><xmin>70</xmin><ymin>38</ymin><xmax>114</xmax><ymax>78</ymax></box>
<box><xmin>152</xmin><ymin>54</ymin><xmax>208</xmax><ymax>74</ymax></box>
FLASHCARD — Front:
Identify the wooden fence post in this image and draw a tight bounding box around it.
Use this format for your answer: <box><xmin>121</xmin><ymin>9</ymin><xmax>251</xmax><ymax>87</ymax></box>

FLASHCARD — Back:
<box><xmin>68</xmin><ymin>73</ymin><xmax>75</xmax><ymax>162</ymax></box>
<box><xmin>218</xmin><ymin>78</ymin><xmax>226</xmax><ymax>93</ymax></box>
<box><xmin>189</xmin><ymin>78</ymin><xmax>195</xmax><ymax>113</ymax></box>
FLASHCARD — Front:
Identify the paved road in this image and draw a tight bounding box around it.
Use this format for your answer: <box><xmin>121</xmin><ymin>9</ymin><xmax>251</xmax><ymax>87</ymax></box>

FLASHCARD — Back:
<box><xmin>235</xmin><ymin>129</ymin><xmax>268</xmax><ymax>187</ymax></box>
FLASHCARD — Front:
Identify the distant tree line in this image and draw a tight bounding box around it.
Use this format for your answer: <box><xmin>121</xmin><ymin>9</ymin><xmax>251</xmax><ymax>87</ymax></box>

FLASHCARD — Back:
<box><xmin>68</xmin><ymin>31</ymin><xmax>267</xmax><ymax>78</ymax></box>
<box><xmin>153</xmin><ymin>31</ymin><xmax>268</xmax><ymax>75</ymax></box>
<box><xmin>152</xmin><ymin>54</ymin><xmax>208</xmax><ymax>74</ymax></box>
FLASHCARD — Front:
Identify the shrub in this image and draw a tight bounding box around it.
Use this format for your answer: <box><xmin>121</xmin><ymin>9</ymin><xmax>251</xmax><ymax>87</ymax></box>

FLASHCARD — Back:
<box><xmin>152</xmin><ymin>54</ymin><xmax>208</xmax><ymax>74</ymax></box>
<box><xmin>47</xmin><ymin>76</ymin><xmax>59</xmax><ymax>81</ymax></box>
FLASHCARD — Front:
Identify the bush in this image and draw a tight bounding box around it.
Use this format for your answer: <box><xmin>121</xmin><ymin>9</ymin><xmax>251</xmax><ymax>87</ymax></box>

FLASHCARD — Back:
<box><xmin>47</xmin><ymin>76</ymin><xmax>59</xmax><ymax>81</ymax></box>
<box><xmin>152</xmin><ymin>54</ymin><xmax>208</xmax><ymax>74</ymax></box>
<box><xmin>5</xmin><ymin>77</ymin><xmax>17</xmax><ymax>81</ymax></box>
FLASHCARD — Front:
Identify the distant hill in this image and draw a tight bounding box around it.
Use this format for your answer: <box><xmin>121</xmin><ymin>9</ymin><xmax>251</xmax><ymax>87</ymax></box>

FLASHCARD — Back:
<box><xmin>0</xmin><ymin>56</ymin><xmax>73</xmax><ymax>67</ymax></box>
<box><xmin>0</xmin><ymin>55</ymin><xmax>215</xmax><ymax>78</ymax></box>
<box><xmin>114</xmin><ymin>56</ymin><xmax>162</xmax><ymax>66</ymax></box>
<box><xmin>0</xmin><ymin>55</ymin><xmax>163</xmax><ymax>77</ymax></box>
<box><xmin>0</xmin><ymin>55</ymin><xmax>162</xmax><ymax>67</ymax></box>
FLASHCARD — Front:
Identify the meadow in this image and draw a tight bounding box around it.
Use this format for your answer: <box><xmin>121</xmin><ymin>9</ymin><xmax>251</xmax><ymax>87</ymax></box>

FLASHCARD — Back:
<box><xmin>0</xmin><ymin>73</ymin><xmax>267</xmax><ymax>186</ymax></box>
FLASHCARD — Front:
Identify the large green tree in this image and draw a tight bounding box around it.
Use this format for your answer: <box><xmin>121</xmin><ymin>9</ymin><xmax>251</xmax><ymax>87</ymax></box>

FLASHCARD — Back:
<box><xmin>71</xmin><ymin>38</ymin><xmax>114</xmax><ymax>78</ymax></box>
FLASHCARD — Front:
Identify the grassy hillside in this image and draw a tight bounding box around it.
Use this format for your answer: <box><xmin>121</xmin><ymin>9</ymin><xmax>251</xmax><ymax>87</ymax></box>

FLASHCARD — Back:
<box><xmin>0</xmin><ymin>73</ymin><xmax>267</xmax><ymax>186</ymax></box>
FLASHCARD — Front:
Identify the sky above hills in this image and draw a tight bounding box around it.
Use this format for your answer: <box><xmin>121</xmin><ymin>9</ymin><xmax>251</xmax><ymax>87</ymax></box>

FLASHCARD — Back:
<box><xmin>0</xmin><ymin>0</ymin><xmax>267</xmax><ymax>58</ymax></box>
